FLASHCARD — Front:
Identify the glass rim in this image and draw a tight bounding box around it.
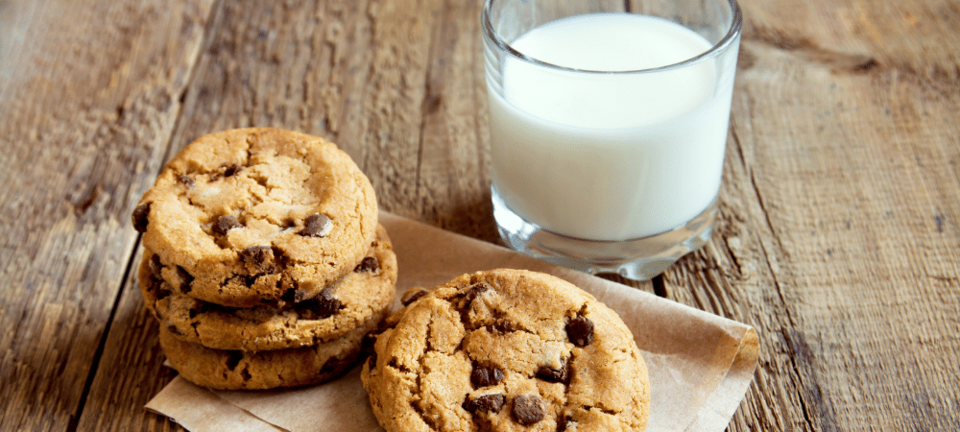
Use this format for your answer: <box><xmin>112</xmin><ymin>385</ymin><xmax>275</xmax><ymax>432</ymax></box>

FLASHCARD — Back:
<box><xmin>481</xmin><ymin>0</ymin><xmax>743</xmax><ymax>74</ymax></box>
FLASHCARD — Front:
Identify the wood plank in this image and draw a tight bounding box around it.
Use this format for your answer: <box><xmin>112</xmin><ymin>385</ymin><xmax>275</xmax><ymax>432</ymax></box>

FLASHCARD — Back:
<box><xmin>411</xmin><ymin>0</ymin><xmax>498</xmax><ymax>243</ymax></box>
<box><xmin>0</xmin><ymin>0</ymin><xmax>214</xmax><ymax>430</ymax></box>
<box><xmin>166</xmin><ymin>0</ymin><xmax>376</xmax><ymax>141</ymax></box>
<box><xmin>74</xmin><ymin>250</ymin><xmax>183</xmax><ymax>432</ymax></box>
<box><xmin>663</xmin><ymin>0</ymin><xmax>960</xmax><ymax>430</ymax></box>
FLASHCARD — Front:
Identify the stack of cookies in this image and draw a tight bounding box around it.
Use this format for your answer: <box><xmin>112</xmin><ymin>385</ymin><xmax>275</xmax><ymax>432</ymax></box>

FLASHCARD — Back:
<box><xmin>133</xmin><ymin>128</ymin><xmax>396</xmax><ymax>390</ymax></box>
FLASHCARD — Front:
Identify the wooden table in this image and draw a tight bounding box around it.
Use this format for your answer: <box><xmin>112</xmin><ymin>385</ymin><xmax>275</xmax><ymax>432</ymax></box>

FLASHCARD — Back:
<box><xmin>2</xmin><ymin>0</ymin><xmax>957</xmax><ymax>430</ymax></box>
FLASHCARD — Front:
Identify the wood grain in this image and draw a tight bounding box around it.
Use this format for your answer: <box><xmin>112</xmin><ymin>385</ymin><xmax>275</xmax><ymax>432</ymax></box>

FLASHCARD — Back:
<box><xmin>664</xmin><ymin>0</ymin><xmax>960</xmax><ymax>430</ymax></box>
<box><xmin>405</xmin><ymin>0</ymin><xmax>497</xmax><ymax>242</ymax></box>
<box><xmin>1</xmin><ymin>0</ymin><xmax>957</xmax><ymax>430</ymax></box>
<box><xmin>74</xmin><ymin>250</ymin><xmax>182</xmax><ymax>432</ymax></box>
<box><xmin>0</xmin><ymin>0</ymin><xmax>213</xmax><ymax>430</ymax></box>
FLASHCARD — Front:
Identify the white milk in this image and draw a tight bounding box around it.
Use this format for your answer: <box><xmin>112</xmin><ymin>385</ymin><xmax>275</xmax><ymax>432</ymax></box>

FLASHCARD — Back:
<box><xmin>489</xmin><ymin>13</ymin><xmax>735</xmax><ymax>241</ymax></box>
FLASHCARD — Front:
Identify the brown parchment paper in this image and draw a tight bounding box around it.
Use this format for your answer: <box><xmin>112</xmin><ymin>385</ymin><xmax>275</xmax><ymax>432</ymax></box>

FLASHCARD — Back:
<box><xmin>146</xmin><ymin>212</ymin><xmax>759</xmax><ymax>432</ymax></box>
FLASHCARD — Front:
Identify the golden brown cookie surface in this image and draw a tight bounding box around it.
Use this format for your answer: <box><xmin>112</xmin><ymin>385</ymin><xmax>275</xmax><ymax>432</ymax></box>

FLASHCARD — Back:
<box><xmin>361</xmin><ymin>269</ymin><xmax>650</xmax><ymax>432</ymax></box>
<box><xmin>140</xmin><ymin>225</ymin><xmax>397</xmax><ymax>351</ymax></box>
<box><xmin>159</xmin><ymin>309</ymin><xmax>382</xmax><ymax>390</ymax></box>
<box><xmin>133</xmin><ymin>128</ymin><xmax>378</xmax><ymax>307</ymax></box>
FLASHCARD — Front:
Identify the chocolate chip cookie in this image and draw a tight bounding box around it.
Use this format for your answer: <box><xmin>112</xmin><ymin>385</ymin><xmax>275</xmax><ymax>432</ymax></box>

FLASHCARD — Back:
<box><xmin>132</xmin><ymin>128</ymin><xmax>378</xmax><ymax>307</ymax></box>
<box><xmin>360</xmin><ymin>269</ymin><xmax>651</xmax><ymax>432</ymax></box>
<box><xmin>140</xmin><ymin>225</ymin><xmax>397</xmax><ymax>351</ymax></box>
<box><xmin>159</xmin><ymin>308</ymin><xmax>383</xmax><ymax>390</ymax></box>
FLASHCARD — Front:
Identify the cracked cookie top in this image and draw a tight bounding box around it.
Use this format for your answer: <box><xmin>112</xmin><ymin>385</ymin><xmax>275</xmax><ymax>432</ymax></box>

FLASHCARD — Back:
<box><xmin>361</xmin><ymin>269</ymin><xmax>650</xmax><ymax>432</ymax></box>
<box><xmin>139</xmin><ymin>224</ymin><xmax>397</xmax><ymax>352</ymax></box>
<box><xmin>132</xmin><ymin>128</ymin><xmax>378</xmax><ymax>307</ymax></box>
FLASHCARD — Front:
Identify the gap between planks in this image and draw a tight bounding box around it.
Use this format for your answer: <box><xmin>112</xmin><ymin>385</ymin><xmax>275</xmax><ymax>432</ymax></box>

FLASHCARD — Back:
<box><xmin>66</xmin><ymin>0</ymin><xmax>226</xmax><ymax>429</ymax></box>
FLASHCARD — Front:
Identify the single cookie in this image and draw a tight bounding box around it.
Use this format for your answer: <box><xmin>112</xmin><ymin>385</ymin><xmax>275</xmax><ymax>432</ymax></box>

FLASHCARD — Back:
<box><xmin>133</xmin><ymin>128</ymin><xmax>378</xmax><ymax>307</ymax></box>
<box><xmin>159</xmin><ymin>309</ymin><xmax>383</xmax><ymax>390</ymax></box>
<box><xmin>140</xmin><ymin>225</ymin><xmax>398</xmax><ymax>351</ymax></box>
<box><xmin>361</xmin><ymin>269</ymin><xmax>650</xmax><ymax>432</ymax></box>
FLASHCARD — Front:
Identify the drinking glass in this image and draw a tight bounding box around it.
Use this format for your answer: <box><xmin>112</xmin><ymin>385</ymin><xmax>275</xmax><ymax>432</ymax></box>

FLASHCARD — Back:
<box><xmin>483</xmin><ymin>0</ymin><xmax>742</xmax><ymax>280</ymax></box>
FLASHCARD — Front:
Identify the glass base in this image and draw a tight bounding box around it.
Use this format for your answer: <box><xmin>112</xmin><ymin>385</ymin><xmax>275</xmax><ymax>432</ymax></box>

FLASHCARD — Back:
<box><xmin>492</xmin><ymin>187</ymin><xmax>716</xmax><ymax>281</ymax></box>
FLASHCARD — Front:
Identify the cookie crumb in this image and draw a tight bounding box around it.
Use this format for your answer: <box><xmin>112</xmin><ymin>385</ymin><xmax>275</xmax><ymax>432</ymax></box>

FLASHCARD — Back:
<box><xmin>400</xmin><ymin>288</ymin><xmax>427</xmax><ymax>306</ymax></box>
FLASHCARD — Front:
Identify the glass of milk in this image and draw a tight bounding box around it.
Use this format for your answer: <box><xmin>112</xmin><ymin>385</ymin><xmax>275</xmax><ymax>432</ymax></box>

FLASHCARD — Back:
<box><xmin>483</xmin><ymin>0</ymin><xmax>742</xmax><ymax>280</ymax></box>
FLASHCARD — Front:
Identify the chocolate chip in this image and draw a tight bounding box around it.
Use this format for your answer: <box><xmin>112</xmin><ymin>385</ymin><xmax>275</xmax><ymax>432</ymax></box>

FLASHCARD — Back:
<box><xmin>270</xmin><ymin>246</ymin><xmax>289</xmax><ymax>267</ymax></box>
<box><xmin>463</xmin><ymin>282</ymin><xmax>492</xmax><ymax>304</ymax></box>
<box><xmin>536</xmin><ymin>358</ymin><xmax>570</xmax><ymax>384</ymax></box>
<box><xmin>489</xmin><ymin>321</ymin><xmax>517</xmax><ymax>334</ymax></box>
<box><xmin>177</xmin><ymin>174</ymin><xmax>195</xmax><ymax>187</ymax></box>
<box><xmin>154</xmin><ymin>287</ymin><xmax>169</xmax><ymax>301</ymax></box>
<box><xmin>471</xmin><ymin>364</ymin><xmax>505</xmax><ymax>388</ymax></box>
<box><xmin>213</xmin><ymin>215</ymin><xmax>242</xmax><ymax>236</ymax></box>
<box><xmin>361</xmin><ymin>331</ymin><xmax>379</xmax><ymax>369</ymax></box>
<box><xmin>225</xmin><ymin>351</ymin><xmax>242</xmax><ymax>370</ymax></box>
<box><xmin>298</xmin><ymin>213</ymin><xmax>331</xmax><ymax>237</ymax></box>
<box><xmin>315</xmin><ymin>287</ymin><xmax>342</xmax><ymax>318</ymax></box>
<box><xmin>166</xmin><ymin>325</ymin><xmax>183</xmax><ymax>336</ymax></box>
<box><xmin>566</xmin><ymin>316</ymin><xmax>594</xmax><ymax>347</ymax></box>
<box><xmin>557</xmin><ymin>416</ymin><xmax>573</xmax><ymax>432</ymax></box>
<box><xmin>354</xmin><ymin>256</ymin><xmax>379</xmax><ymax>273</ymax></box>
<box><xmin>240</xmin><ymin>246</ymin><xmax>275</xmax><ymax>273</ymax></box>
<box><xmin>281</xmin><ymin>288</ymin><xmax>307</xmax><ymax>303</ymax></box>
<box><xmin>175</xmin><ymin>266</ymin><xmax>193</xmax><ymax>294</ymax></box>
<box><xmin>463</xmin><ymin>394</ymin><xmax>505</xmax><ymax>415</ymax></box>
<box><xmin>361</xmin><ymin>333</ymin><xmax>378</xmax><ymax>357</ymax></box>
<box><xmin>400</xmin><ymin>288</ymin><xmax>427</xmax><ymax>306</ymax></box>
<box><xmin>132</xmin><ymin>202</ymin><xmax>151</xmax><ymax>233</ymax></box>
<box><xmin>223</xmin><ymin>164</ymin><xmax>242</xmax><ymax>177</ymax></box>
<box><xmin>148</xmin><ymin>254</ymin><xmax>163</xmax><ymax>279</ymax></box>
<box><xmin>511</xmin><ymin>395</ymin><xmax>545</xmax><ymax>426</ymax></box>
